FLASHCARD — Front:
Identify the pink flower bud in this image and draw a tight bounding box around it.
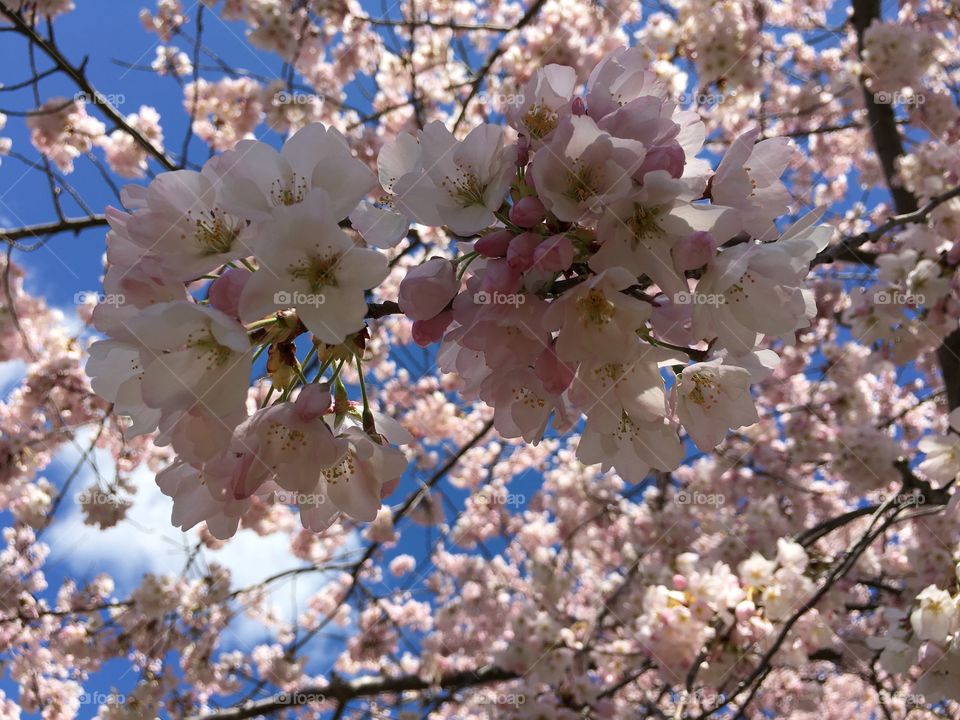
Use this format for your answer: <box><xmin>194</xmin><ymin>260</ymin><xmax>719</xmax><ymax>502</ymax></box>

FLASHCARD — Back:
<box><xmin>672</xmin><ymin>231</ymin><xmax>716</xmax><ymax>272</ymax></box>
<box><xmin>672</xmin><ymin>574</ymin><xmax>687</xmax><ymax>590</ymax></box>
<box><xmin>506</xmin><ymin>232</ymin><xmax>542</xmax><ymax>272</ymax></box>
<box><xmin>637</xmin><ymin>143</ymin><xmax>686</xmax><ymax>180</ymax></box>
<box><xmin>208</xmin><ymin>267</ymin><xmax>251</xmax><ymax>319</ymax></box>
<box><xmin>412</xmin><ymin>310</ymin><xmax>453</xmax><ymax>347</ymax></box>
<box><xmin>572</xmin><ymin>97</ymin><xmax>586</xmax><ymax>116</ymax></box>
<box><xmin>509</xmin><ymin>196</ymin><xmax>546</xmax><ymax>228</ymax></box>
<box><xmin>524</xmin><ymin>169</ymin><xmax>537</xmax><ymax>193</ymax></box>
<box><xmin>533</xmin><ymin>234</ymin><xmax>575</xmax><ymax>272</ymax></box>
<box><xmin>293</xmin><ymin>383</ymin><xmax>332</xmax><ymax>422</ymax></box>
<box><xmin>399</xmin><ymin>257</ymin><xmax>459</xmax><ymax>321</ymax></box>
<box><xmin>534</xmin><ymin>343</ymin><xmax>575</xmax><ymax>394</ymax></box>
<box><xmin>515</xmin><ymin>140</ymin><xmax>530</xmax><ymax>167</ymax></box>
<box><xmin>480</xmin><ymin>259</ymin><xmax>522</xmax><ymax>294</ymax></box>
<box><xmin>475</xmin><ymin>229</ymin><xmax>514</xmax><ymax>258</ymax></box>
<box><xmin>735</xmin><ymin>599</ymin><xmax>756</xmax><ymax>622</ymax></box>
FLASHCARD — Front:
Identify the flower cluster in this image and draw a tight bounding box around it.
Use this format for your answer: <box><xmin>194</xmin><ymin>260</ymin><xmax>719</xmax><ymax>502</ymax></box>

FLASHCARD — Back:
<box><xmin>87</xmin><ymin>123</ymin><xmax>410</xmax><ymax>538</ymax></box>
<box><xmin>86</xmin><ymin>45</ymin><xmax>831</xmax><ymax>536</ymax></box>
<box><xmin>874</xmin><ymin>576</ymin><xmax>960</xmax><ymax>702</ymax></box>
<box><xmin>391</xmin><ymin>46</ymin><xmax>829</xmax><ymax>480</ymax></box>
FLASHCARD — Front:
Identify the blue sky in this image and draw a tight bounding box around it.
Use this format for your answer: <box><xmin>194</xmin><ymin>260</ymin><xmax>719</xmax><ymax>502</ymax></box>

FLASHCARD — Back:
<box><xmin>1</xmin><ymin>0</ymin><xmax>296</xmax><ymax>307</ymax></box>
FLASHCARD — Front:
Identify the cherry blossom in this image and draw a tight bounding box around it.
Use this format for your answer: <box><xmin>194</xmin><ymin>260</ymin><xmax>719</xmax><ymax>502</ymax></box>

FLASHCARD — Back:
<box><xmin>3</xmin><ymin>2</ymin><xmax>960</xmax><ymax>718</ymax></box>
<box><xmin>378</xmin><ymin>121</ymin><xmax>516</xmax><ymax>235</ymax></box>
<box><xmin>238</xmin><ymin>190</ymin><xmax>388</xmax><ymax>344</ymax></box>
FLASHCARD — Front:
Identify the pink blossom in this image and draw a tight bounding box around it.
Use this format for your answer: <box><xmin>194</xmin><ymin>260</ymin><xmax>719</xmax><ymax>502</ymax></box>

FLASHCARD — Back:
<box><xmin>508</xmin><ymin>196</ymin><xmax>546</xmax><ymax>228</ymax></box>
<box><xmin>208</xmin><ymin>268</ymin><xmax>251</xmax><ymax>319</ymax></box>
<box><xmin>398</xmin><ymin>257</ymin><xmax>459</xmax><ymax>321</ymax></box>
<box><xmin>533</xmin><ymin>234</ymin><xmax>575</xmax><ymax>272</ymax></box>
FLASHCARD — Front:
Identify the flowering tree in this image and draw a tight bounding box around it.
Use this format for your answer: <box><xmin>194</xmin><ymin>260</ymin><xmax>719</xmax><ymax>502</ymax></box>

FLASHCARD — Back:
<box><xmin>2</xmin><ymin>0</ymin><xmax>960</xmax><ymax>717</ymax></box>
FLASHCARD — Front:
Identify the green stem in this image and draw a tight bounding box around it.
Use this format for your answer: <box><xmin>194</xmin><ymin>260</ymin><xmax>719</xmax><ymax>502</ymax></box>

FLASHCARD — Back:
<box><xmin>355</xmin><ymin>355</ymin><xmax>370</xmax><ymax>411</ymax></box>
<box><xmin>456</xmin><ymin>252</ymin><xmax>480</xmax><ymax>280</ymax></box>
<box><xmin>355</xmin><ymin>354</ymin><xmax>378</xmax><ymax>434</ymax></box>
<box><xmin>312</xmin><ymin>354</ymin><xmax>337</xmax><ymax>383</ymax></box>
<box><xmin>260</xmin><ymin>385</ymin><xmax>276</xmax><ymax>409</ymax></box>
<box><xmin>246</xmin><ymin>317</ymin><xmax>277</xmax><ymax>332</ymax></box>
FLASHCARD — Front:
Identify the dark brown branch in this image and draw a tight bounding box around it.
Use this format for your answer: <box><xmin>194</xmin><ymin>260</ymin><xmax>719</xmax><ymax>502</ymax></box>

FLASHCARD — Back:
<box><xmin>851</xmin><ymin>0</ymin><xmax>916</xmax><ymax>216</ymax></box>
<box><xmin>1</xmin><ymin>214</ymin><xmax>108</xmax><ymax>245</ymax></box>
<box><xmin>354</xmin><ymin>14</ymin><xmax>513</xmax><ymax>32</ymax></box>
<box><xmin>812</xmin><ymin>185</ymin><xmax>960</xmax><ymax>266</ymax></box>
<box><xmin>851</xmin><ymin>0</ymin><xmax>960</xmax><ymax>410</ymax></box>
<box><xmin>190</xmin><ymin>665</ymin><xmax>519</xmax><ymax>720</ymax></box>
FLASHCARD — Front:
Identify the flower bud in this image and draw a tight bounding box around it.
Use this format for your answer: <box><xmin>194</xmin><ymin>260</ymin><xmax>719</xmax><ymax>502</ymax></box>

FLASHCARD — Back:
<box><xmin>506</xmin><ymin>232</ymin><xmax>542</xmax><ymax>272</ymax></box>
<box><xmin>475</xmin><ymin>229</ymin><xmax>513</xmax><ymax>258</ymax></box>
<box><xmin>948</xmin><ymin>239</ymin><xmax>960</xmax><ymax>265</ymax></box>
<box><xmin>208</xmin><ymin>267</ymin><xmax>251</xmax><ymax>319</ymax></box>
<box><xmin>533</xmin><ymin>234</ymin><xmax>575</xmax><ymax>272</ymax></box>
<box><xmin>412</xmin><ymin>310</ymin><xmax>453</xmax><ymax>347</ymax></box>
<box><xmin>515</xmin><ymin>139</ymin><xmax>530</xmax><ymax>167</ymax></box>
<box><xmin>637</xmin><ymin>143</ymin><xmax>686</xmax><ymax>180</ymax></box>
<box><xmin>735</xmin><ymin>599</ymin><xmax>756</xmax><ymax>622</ymax></box>
<box><xmin>480</xmin><ymin>259</ymin><xmax>522</xmax><ymax>294</ymax></box>
<box><xmin>398</xmin><ymin>257</ymin><xmax>459</xmax><ymax>321</ymax></box>
<box><xmin>534</xmin><ymin>343</ymin><xmax>575</xmax><ymax>394</ymax></box>
<box><xmin>509</xmin><ymin>196</ymin><xmax>546</xmax><ymax>228</ymax></box>
<box><xmin>293</xmin><ymin>383</ymin><xmax>332</xmax><ymax>422</ymax></box>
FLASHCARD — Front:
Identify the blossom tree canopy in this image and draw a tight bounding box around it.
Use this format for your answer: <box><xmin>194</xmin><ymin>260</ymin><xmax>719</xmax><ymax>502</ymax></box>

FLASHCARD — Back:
<box><xmin>2</xmin><ymin>0</ymin><xmax>960</xmax><ymax>717</ymax></box>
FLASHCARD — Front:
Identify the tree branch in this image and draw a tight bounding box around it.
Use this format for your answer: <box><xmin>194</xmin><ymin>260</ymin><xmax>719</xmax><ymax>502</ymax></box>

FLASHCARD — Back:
<box><xmin>851</xmin><ymin>0</ymin><xmax>916</xmax><ymax>216</ymax></box>
<box><xmin>1</xmin><ymin>214</ymin><xmax>107</xmax><ymax>246</ymax></box>
<box><xmin>190</xmin><ymin>665</ymin><xmax>519</xmax><ymax>720</ymax></box>
<box><xmin>0</xmin><ymin>2</ymin><xmax>177</xmax><ymax>171</ymax></box>
<box><xmin>812</xmin><ymin>185</ymin><xmax>960</xmax><ymax>266</ymax></box>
